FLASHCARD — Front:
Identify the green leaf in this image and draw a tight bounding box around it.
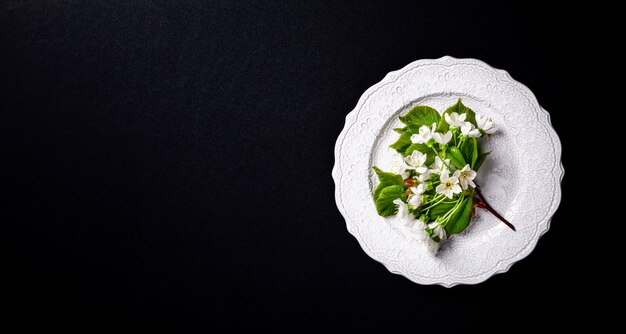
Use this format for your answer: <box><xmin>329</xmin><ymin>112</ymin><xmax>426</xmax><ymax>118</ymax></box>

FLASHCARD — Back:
<box><xmin>461</xmin><ymin>138</ymin><xmax>471</xmax><ymax>161</ymax></box>
<box><xmin>406</xmin><ymin>125</ymin><xmax>422</xmax><ymax>134</ymax></box>
<box><xmin>461</xmin><ymin>138</ymin><xmax>478</xmax><ymax>168</ymax></box>
<box><xmin>446</xmin><ymin>146</ymin><xmax>467</xmax><ymax>169</ymax></box>
<box><xmin>399</xmin><ymin>106</ymin><xmax>440</xmax><ymax>127</ymax></box>
<box><xmin>375</xmin><ymin>185</ymin><xmax>406</xmax><ymax>216</ymax></box>
<box><xmin>444</xmin><ymin>196</ymin><xmax>473</xmax><ymax>236</ymax></box>
<box><xmin>393</xmin><ymin>127</ymin><xmax>407</xmax><ymax>134</ymax></box>
<box><xmin>437</xmin><ymin>99</ymin><xmax>477</xmax><ymax>132</ymax></box>
<box><xmin>428</xmin><ymin>201</ymin><xmax>456</xmax><ymax>221</ymax></box>
<box><xmin>470</xmin><ymin>139</ymin><xmax>478</xmax><ymax>167</ymax></box>
<box><xmin>424</xmin><ymin>151</ymin><xmax>435</xmax><ymax>166</ymax></box>
<box><xmin>373</xmin><ymin>166</ymin><xmax>403</xmax><ymax>184</ymax></box>
<box><xmin>372</xmin><ymin>167</ymin><xmax>404</xmax><ymax>201</ymax></box>
<box><xmin>389</xmin><ymin>131</ymin><xmax>412</xmax><ymax>155</ymax></box>
<box><xmin>474</xmin><ymin>151</ymin><xmax>490</xmax><ymax>170</ymax></box>
<box><xmin>405</xmin><ymin>143</ymin><xmax>429</xmax><ymax>156</ymax></box>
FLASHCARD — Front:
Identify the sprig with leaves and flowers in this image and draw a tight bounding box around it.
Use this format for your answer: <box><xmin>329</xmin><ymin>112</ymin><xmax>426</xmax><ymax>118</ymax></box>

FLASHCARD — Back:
<box><xmin>372</xmin><ymin>99</ymin><xmax>514</xmax><ymax>253</ymax></box>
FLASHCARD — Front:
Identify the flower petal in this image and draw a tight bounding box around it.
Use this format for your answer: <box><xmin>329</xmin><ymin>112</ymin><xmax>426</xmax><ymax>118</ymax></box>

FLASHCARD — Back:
<box><xmin>415</xmin><ymin>166</ymin><xmax>428</xmax><ymax>174</ymax></box>
<box><xmin>439</xmin><ymin>171</ymin><xmax>449</xmax><ymax>183</ymax></box>
<box><xmin>410</xmin><ymin>134</ymin><xmax>420</xmax><ymax>144</ymax></box>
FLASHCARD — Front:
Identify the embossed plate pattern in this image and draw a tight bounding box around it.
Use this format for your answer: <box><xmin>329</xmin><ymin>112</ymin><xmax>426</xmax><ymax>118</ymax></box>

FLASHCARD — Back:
<box><xmin>332</xmin><ymin>56</ymin><xmax>563</xmax><ymax>287</ymax></box>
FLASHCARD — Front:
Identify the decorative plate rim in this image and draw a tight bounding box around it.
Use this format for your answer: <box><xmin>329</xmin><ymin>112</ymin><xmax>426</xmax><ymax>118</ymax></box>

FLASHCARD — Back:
<box><xmin>332</xmin><ymin>56</ymin><xmax>564</xmax><ymax>287</ymax></box>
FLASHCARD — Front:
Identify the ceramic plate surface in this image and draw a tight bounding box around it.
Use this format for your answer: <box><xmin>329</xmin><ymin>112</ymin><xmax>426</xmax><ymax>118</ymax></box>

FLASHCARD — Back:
<box><xmin>332</xmin><ymin>56</ymin><xmax>563</xmax><ymax>287</ymax></box>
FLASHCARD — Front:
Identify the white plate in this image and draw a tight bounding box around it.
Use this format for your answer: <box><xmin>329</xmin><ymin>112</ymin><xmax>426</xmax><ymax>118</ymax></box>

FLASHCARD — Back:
<box><xmin>332</xmin><ymin>56</ymin><xmax>563</xmax><ymax>287</ymax></box>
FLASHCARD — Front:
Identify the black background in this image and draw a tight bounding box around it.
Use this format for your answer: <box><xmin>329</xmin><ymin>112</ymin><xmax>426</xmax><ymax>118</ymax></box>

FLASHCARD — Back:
<box><xmin>2</xmin><ymin>0</ymin><xmax>605</xmax><ymax>330</ymax></box>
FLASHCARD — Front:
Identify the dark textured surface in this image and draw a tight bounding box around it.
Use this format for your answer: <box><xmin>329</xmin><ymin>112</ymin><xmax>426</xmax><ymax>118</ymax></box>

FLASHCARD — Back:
<box><xmin>2</xmin><ymin>0</ymin><xmax>602</xmax><ymax>330</ymax></box>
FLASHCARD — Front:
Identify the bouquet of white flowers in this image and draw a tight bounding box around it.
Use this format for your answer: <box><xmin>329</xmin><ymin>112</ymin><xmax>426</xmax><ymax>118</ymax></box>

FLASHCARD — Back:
<box><xmin>372</xmin><ymin>99</ymin><xmax>514</xmax><ymax>253</ymax></box>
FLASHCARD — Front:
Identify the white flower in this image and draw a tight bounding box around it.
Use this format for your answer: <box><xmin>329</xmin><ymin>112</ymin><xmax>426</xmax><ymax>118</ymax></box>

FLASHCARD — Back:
<box><xmin>429</xmin><ymin>156</ymin><xmax>450</xmax><ymax>175</ymax></box>
<box><xmin>407</xmin><ymin>195</ymin><xmax>422</xmax><ymax>210</ymax></box>
<box><xmin>444</xmin><ymin>112</ymin><xmax>466</xmax><ymax>128</ymax></box>
<box><xmin>393</xmin><ymin>198</ymin><xmax>409</xmax><ymax>220</ymax></box>
<box><xmin>404</xmin><ymin>150</ymin><xmax>428</xmax><ymax>173</ymax></box>
<box><xmin>433</xmin><ymin>131</ymin><xmax>452</xmax><ymax>145</ymax></box>
<box><xmin>460</xmin><ymin>122</ymin><xmax>481</xmax><ymax>138</ymax></box>
<box><xmin>453</xmin><ymin>164</ymin><xmax>477</xmax><ymax>190</ymax></box>
<box><xmin>407</xmin><ymin>184</ymin><xmax>425</xmax><ymax>209</ymax></box>
<box><xmin>476</xmin><ymin>114</ymin><xmax>496</xmax><ymax>134</ymax></box>
<box><xmin>410</xmin><ymin>125</ymin><xmax>431</xmax><ymax>144</ymax></box>
<box><xmin>415</xmin><ymin>170</ymin><xmax>431</xmax><ymax>183</ymax></box>
<box><xmin>407</xmin><ymin>218</ymin><xmax>429</xmax><ymax>241</ymax></box>
<box><xmin>408</xmin><ymin>173</ymin><xmax>430</xmax><ymax>209</ymax></box>
<box><xmin>428</xmin><ymin>221</ymin><xmax>447</xmax><ymax>240</ymax></box>
<box><xmin>410</xmin><ymin>123</ymin><xmax>437</xmax><ymax>144</ymax></box>
<box><xmin>425</xmin><ymin>236</ymin><xmax>440</xmax><ymax>254</ymax></box>
<box><xmin>411</xmin><ymin>183</ymin><xmax>426</xmax><ymax>195</ymax></box>
<box><xmin>389</xmin><ymin>152</ymin><xmax>410</xmax><ymax>179</ymax></box>
<box><xmin>435</xmin><ymin>170</ymin><xmax>462</xmax><ymax>199</ymax></box>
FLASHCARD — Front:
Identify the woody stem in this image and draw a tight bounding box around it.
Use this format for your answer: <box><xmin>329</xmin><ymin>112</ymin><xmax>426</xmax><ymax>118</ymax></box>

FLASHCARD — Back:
<box><xmin>475</xmin><ymin>186</ymin><xmax>516</xmax><ymax>231</ymax></box>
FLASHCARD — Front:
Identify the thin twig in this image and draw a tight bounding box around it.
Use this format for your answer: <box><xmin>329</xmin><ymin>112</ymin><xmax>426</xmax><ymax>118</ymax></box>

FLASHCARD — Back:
<box><xmin>475</xmin><ymin>187</ymin><xmax>516</xmax><ymax>231</ymax></box>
